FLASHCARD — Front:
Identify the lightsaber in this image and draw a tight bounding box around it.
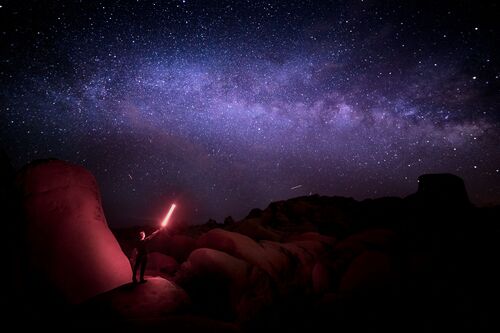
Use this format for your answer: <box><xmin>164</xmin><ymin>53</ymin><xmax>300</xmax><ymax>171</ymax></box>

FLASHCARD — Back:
<box><xmin>161</xmin><ymin>203</ymin><xmax>176</xmax><ymax>228</ymax></box>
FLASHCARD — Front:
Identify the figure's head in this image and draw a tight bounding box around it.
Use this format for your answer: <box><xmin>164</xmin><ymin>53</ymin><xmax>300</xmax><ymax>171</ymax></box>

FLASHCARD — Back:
<box><xmin>139</xmin><ymin>231</ymin><xmax>146</xmax><ymax>240</ymax></box>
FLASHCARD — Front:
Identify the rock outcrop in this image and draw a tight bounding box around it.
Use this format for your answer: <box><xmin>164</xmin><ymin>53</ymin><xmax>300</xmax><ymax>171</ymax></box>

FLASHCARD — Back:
<box><xmin>9</xmin><ymin>161</ymin><xmax>498</xmax><ymax>332</ymax></box>
<box><xmin>16</xmin><ymin>159</ymin><xmax>132</xmax><ymax>303</ymax></box>
<box><xmin>80</xmin><ymin>276</ymin><xmax>189</xmax><ymax>320</ymax></box>
<box><xmin>416</xmin><ymin>173</ymin><xmax>471</xmax><ymax>208</ymax></box>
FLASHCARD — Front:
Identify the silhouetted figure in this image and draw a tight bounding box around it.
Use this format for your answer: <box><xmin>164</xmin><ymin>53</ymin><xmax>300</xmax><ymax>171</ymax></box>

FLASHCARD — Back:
<box><xmin>132</xmin><ymin>229</ymin><xmax>161</xmax><ymax>283</ymax></box>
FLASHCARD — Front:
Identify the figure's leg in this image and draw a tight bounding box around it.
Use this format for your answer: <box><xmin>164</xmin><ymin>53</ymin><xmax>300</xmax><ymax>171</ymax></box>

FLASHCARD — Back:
<box><xmin>140</xmin><ymin>256</ymin><xmax>148</xmax><ymax>282</ymax></box>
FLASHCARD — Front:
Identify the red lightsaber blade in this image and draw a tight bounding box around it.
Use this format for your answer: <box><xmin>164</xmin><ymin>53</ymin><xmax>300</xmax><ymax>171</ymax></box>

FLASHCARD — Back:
<box><xmin>161</xmin><ymin>203</ymin><xmax>176</xmax><ymax>228</ymax></box>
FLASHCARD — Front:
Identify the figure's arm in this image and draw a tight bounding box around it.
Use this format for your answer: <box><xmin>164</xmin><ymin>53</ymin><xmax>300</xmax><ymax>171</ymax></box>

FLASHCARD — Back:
<box><xmin>145</xmin><ymin>228</ymin><xmax>162</xmax><ymax>240</ymax></box>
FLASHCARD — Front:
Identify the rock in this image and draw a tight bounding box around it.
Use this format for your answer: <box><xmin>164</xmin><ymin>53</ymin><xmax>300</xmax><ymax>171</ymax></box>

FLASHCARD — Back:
<box><xmin>0</xmin><ymin>149</ymin><xmax>22</xmax><ymax>319</ymax></box>
<box><xmin>229</xmin><ymin>218</ymin><xmax>283</xmax><ymax>241</ymax></box>
<box><xmin>279</xmin><ymin>241</ymin><xmax>324</xmax><ymax>289</ymax></box>
<box><xmin>245</xmin><ymin>208</ymin><xmax>264</xmax><ymax>219</ymax></box>
<box><xmin>198</xmin><ymin>229</ymin><xmax>328</xmax><ymax>297</ymax></box>
<box><xmin>263</xmin><ymin>195</ymin><xmax>358</xmax><ymax>235</ymax></box>
<box><xmin>224</xmin><ymin>215</ymin><xmax>235</xmax><ymax>225</ymax></box>
<box><xmin>258</xmin><ymin>240</ymin><xmax>298</xmax><ymax>285</ymax></box>
<box><xmin>174</xmin><ymin>247</ymin><xmax>249</xmax><ymax>320</ymax></box>
<box><xmin>336</xmin><ymin>250</ymin><xmax>400</xmax><ymax>332</ymax></box>
<box><xmin>310</xmin><ymin>229</ymin><xmax>398</xmax><ymax>295</ymax></box>
<box><xmin>16</xmin><ymin>159</ymin><xmax>132</xmax><ymax>303</ymax></box>
<box><xmin>197</xmin><ymin>229</ymin><xmax>267</xmax><ymax>268</ymax></box>
<box><xmin>311</xmin><ymin>261</ymin><xmax>332</xmax><ymax>294</ymax></box>
<box><xmin>80</xmin><ymin>276</ymin><xmax>190</xmax><ymax>320</ymax></box>
<box><xmin>146</xmin><ymin>252</ymin><xmax>179</xmax><ymax>276</ymax></box>
<box><xmin>417</xmin><ymin>173</ymin><xmax>471</xmax><ymax>207</ymax></box>
<box><xmin>335</xmin><ymin>228</ymin><xmax>398</xmax><ymax>253</ymax></box>
<box><xmin>285</xmin><ymin>232</ymin><xmax>336</xmax><ymax>246</ymax></box>
<box><xmin>175</xmin><ymin>248</ymin><xmax>273</xmax><ymax>322</ymax></box>
<box><xmin>339</xmin><ymin>251</ymin><xmax>397</xmax><ymax>296</ymax></box>
<box><xmin>197</xmin><ymin>229</ymin><xmax>293</xmax><ymax>282</ymax></box>
<box><xmin>153</xmin><ymin>234</ymin><xmax>197</xmax><ymax>263</ymax></box>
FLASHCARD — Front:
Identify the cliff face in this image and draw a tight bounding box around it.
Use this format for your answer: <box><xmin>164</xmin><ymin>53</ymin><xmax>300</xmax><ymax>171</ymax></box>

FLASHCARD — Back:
<box><xmin>16</xmin><ymin>160</ymin><xmax>132</xmax><ymax>304</ymax></box>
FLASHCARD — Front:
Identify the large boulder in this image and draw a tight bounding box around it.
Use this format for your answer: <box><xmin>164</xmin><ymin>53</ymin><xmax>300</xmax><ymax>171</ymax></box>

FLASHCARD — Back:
<box><xmin>16</xmin><ymin>159</ymin><xmax>132</xmax><ymax>303</ymax></box>
<box><xmin>152</xmin><ymin>234</ymin><xmax>197</xmax><ymax>263</ymax></box>
<box><xmin>197</xmin><ymin>229</ymin><xmax>329</xmax><ymax>296</ymax></box>
<box><xmin>146</xmin><ymin>252</ymin><xmax>179</xmax><ymax>276</ymax></box>
<box><xmin>339</xmin><ymin>251</ymin><xmax>398</xmax><ymax>295</ymax></box>
<box><xmin>311</xmin><ymin>229</ymin><xmax>398</xmax><ymax>295</ymax></box>
<box><xmin>80</xmin><ymin>276</ymin><xmax>190</xmax><ymax>320</ymax></box>
<box><xmin>197</xmin><ymin>229</ymin><xmax>268</xmax><ymax>269</ymax></box>
<box><xmin>196</xmin><ymin>229</ymin><xmax>294</xmax><ymax>284</ymax></box>
<box><xmin>175</xmin><ymin>248</ymin><xmax>274</xmax><ymax>322</ymax></box>
<box><xmin>312</xmin><ymin>261</ymin><xmax>332</xmax><ymax>294</ymax></box>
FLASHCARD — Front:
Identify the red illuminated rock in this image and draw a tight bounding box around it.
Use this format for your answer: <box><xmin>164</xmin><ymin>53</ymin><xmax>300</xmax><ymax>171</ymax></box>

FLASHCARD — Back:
<box><xmin>17</xmin><ymin>159</ymin><xmax>132</xmax><ymax>303</ymax></box>
<box><xmin>197</xmin><ymin>229</ymin><xmax>267</xmax><ymax>269</ymax></box>
<box><xmin>196</xmin><ymin>229</ymin><xmax>329</xmax><ymax>297</ymax></box>
<box><xmin>82</xmin><ymin>276</ymin><xmax>189</xmax><ymax>319</ymax></box>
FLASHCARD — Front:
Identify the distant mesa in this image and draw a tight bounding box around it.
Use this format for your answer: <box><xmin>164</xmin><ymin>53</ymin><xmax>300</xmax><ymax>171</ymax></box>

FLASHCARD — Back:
<box><xmin>417</xmin><ymin>173</ymin><xmax>471</xmax><ymax>207</ymax></box>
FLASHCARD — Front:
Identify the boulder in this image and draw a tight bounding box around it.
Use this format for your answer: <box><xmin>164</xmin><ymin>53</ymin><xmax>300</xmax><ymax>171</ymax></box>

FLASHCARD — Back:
<box><xmin>197</xmin><ymin>229</ymin><xmax>328</xmax><ymax>296</ymax></box>
<box><xmin>339</xmin><ymin>251</ymin><xmax>397</xmax><ymax>295</ymax></box>
<box><xmin>153</xmin><ymin>234</ymin><xmax>197</xmax><ymax>263</ymax></box>
<box><xmin>229</xmin><ymin>218</ymin><xmax>283</xmax><ymax>241</ymax></box>
<box><xmin>175</xmin><ymin>248</ymin><xmax>273</xmax><ymax>322</ymax></box>
<box><xmin>146</xmin><ymin>252</ymin><xmax>179</xmax><ymax>276</ymax></box>
<box><xmin>197</xmin><ymin>229</ymin><xmax>268</xmax><ymax>270</ymax></box>
<box><xmin>80</xmin><ymin>276</ymin><xmax>190</xmax><ymax>320</ymax></box>
<box><xmin>16</xmin><ymin>159</ymin><xmax>132</xmax><ymax>303</ymax></box>
<box><xmin>335</xmin><ymin>228</ymin><xmax>398</xmax><ymax>253</ymax></box>
<box><xmin>312</xmin><ymin>261</ymin><xmax>332</xmax><ymax>294</ymax></box>
<box><xmin>285</xmin><ymin>232</ymin><xmax>336</xmax><ymax>246</ymax></box>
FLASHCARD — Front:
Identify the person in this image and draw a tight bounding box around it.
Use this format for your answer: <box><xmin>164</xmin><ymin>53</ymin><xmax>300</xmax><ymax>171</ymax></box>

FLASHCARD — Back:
<box><xmin>132</xmin><ymin>229</ymin><xmax>162</xmax><ymax>284</ymax></box>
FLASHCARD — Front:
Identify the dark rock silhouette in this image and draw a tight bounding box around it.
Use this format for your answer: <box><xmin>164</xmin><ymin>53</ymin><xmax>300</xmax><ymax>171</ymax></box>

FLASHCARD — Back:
<box><xmin>174</xmin><ymin>247</ymin><xmax>274</xmax><ymax>322</ymax></box>
<box><xmin>224</xmin><ymin>215</ymin><xmax>235</xmax><ymax>225</ymax></box>
<box><xmin>0</xmin><ymin>147</ymin><xmax>25</xmax><ymax>324</ymax></box>
<box><xmin>416</xmin><ymin>173</ymin><xmax>471</xmax><ymax>207</ymax></box>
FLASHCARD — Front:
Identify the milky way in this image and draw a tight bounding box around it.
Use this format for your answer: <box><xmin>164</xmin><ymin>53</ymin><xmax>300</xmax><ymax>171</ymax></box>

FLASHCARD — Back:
<box><xmin>1</xmin><ymin>1</ymin><xmax>499</xmax><ymax>226</ymax></box>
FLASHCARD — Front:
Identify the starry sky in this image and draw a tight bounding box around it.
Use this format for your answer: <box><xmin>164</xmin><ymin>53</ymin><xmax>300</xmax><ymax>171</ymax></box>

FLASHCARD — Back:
<box><xmin>1</xmin><ymin>0</ymin><xmax>499</xmax><ymax>227</ymax></box>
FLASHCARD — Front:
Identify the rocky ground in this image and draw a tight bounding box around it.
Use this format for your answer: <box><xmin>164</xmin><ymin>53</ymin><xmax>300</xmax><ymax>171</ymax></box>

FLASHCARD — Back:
<box><xmin>1</xmin><ymin>157</ymin><xmax>499</xmax><ymax>332</ymax></box>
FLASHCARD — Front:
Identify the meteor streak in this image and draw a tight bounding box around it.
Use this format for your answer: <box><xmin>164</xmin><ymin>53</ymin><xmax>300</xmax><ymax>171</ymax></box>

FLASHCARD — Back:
<box><xmin>291</xmin><ymin>184</ymin><xmax>303</xmax><ymax>190</ymax></box>
<box><xmin>161</xmin><ymin>203</ymin><xmax>176</xmax><ymax>228</ymax></box>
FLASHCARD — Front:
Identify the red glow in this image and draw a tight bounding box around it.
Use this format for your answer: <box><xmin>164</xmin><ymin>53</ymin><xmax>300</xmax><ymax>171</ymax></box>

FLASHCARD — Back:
<box><xmin>161</xmin><ymin>203</ymin><xmax>176</xmax><ymax>228</ymax></box>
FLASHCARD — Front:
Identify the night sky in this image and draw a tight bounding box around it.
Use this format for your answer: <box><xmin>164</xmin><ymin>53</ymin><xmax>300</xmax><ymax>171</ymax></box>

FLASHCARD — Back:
<box><xmin>1</xmin><ymin>1</ymin><xmax>499</xmax><ymax>227</ymax></box>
